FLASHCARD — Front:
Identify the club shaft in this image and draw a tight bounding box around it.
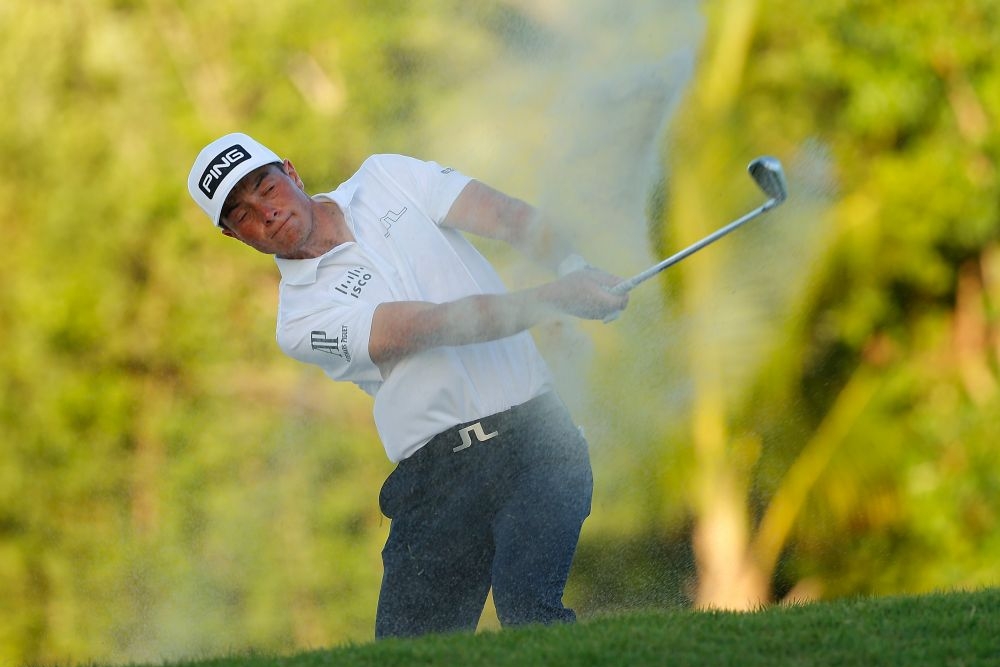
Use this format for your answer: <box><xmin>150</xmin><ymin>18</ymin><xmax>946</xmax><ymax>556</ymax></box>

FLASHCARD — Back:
<box><xmin>610</xmin><ymin>198</ymin><xmax>778</xmax><ymax>294</ymax></box>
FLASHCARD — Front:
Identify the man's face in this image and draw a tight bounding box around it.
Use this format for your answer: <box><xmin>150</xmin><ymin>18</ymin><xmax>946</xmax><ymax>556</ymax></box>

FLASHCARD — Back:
<box><xmin>220</xmin><ymin>160</ymin><xmax>316</xmax><ymax>257</ymax></box>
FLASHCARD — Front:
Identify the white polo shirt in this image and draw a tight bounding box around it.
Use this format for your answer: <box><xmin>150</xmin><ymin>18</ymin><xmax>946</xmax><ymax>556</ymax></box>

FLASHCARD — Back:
<box><xmin>274</xmin><ymin>154</ymin><xmax>553</xmax><ymax>462</ymax></box>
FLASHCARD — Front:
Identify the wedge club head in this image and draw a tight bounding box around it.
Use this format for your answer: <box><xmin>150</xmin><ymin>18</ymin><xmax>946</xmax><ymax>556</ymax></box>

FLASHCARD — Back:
<box><xmin>748</xmin><ymin>155</ymin><xmax>788</xmax><ymax>204</ymax></box>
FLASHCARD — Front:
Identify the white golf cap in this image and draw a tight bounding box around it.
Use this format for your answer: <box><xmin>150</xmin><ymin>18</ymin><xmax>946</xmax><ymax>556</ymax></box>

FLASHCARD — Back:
<box><xmin>187</xmin><ymin>132</ymin><xmax>282</xmax><ymax>227</ymax></box>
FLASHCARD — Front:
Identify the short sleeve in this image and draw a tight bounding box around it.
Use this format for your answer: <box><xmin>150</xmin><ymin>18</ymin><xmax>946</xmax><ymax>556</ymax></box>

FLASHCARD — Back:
<box><xmin>276</xmin><ymin>299</ymin><xmax>382</xmax><ymax>384</ymax></box>
<box><xmin>364</xmin><ymin>154</ymin><xmax>472</xmax><ymax>225</ymax></box>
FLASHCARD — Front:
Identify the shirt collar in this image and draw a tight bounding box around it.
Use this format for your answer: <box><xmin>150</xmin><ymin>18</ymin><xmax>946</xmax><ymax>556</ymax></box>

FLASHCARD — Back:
<box><xmin>273</xmin><ymin>179</ymin><xmax>360</xmax><ymax>286</ymax></box>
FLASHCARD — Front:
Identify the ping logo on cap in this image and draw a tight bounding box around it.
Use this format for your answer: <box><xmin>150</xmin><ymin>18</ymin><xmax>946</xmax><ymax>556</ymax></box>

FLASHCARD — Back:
<box><xmin>199</xmin><ymin>144</ymin><xmax>251</xmax><ymax>199</ymax></box>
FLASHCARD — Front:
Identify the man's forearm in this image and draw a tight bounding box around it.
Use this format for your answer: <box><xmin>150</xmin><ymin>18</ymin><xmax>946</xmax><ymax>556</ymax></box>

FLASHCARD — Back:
<box><xmin>427</xmin><ymin>289</ymin><xmax>553</xmax><ymax>346</ymax></box>
<box><xmin>373</xmin><ymin>289</ymin><xmax>553</xmax><ymax>365</ymax></box>
<box><xmin>508</xmin><ymin>206</ymin><xmax>584</xmax><ymax>273</ymax></box>
<box><xmin>368</xmin><ymin>290</ymin><xmax>545</xmax><ymax>375</ymax></box>
<box><xmin>443</xmin><ymin>182</ymin><xmax>584</xmax><ymax>273</ymax></box>
<box><xmin>370</xmin><ymin>272</ymin><xmax>625</xmax><ymax>373</ymax></box>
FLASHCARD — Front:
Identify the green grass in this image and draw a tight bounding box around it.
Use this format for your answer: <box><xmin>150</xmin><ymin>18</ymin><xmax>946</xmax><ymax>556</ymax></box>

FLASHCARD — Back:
<box><xmin>116</xmin><ymin>588</ymin><xmax>1000</xmax><ymax>667</ymax></box>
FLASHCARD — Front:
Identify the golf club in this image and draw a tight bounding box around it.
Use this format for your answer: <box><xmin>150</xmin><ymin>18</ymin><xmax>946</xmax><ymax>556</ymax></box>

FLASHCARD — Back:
<box><xmin>609</xmin><ymin>155</ymin><xmax>788</xmax><ymax>295</ymax></box>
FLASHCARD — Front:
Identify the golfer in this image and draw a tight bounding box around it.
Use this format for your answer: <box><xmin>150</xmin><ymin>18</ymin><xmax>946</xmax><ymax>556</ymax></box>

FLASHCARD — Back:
<box><xmin>187</xmin><ymin>133</ymin><xmax>628</xmax><ymax>638</ymax></box>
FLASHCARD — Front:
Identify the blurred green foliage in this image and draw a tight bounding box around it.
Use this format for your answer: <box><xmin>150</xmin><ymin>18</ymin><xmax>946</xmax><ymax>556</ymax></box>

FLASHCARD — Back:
<box><xmin>738</xmin><ymin>0</ymin><xmax>1000</xmax><ymax>598</ymax></box>
<box><xmin>0</xmin><ymin>0</ymin><xmax>496</xmax><ymax>663</ymax></box>
<box><xmin>1</xmin><ymin>0</ymin><xmax>998</xmax><ymax>665</ymax></box>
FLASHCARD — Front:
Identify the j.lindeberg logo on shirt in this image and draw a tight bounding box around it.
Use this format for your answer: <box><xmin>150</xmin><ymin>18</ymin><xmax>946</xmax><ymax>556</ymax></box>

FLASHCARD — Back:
<box><xmin>335</xmin><ymin>266</ymin><xmax>373</xmax><ymax>299</ymax></box>
<box><xmin>310</xmin><ymin>325</ymin><xmax>352</xmax><ymax>362</ymax></box>
<box><xmin>378</xmin><ymin>206</ymin><xmax>407</xmax><ymax>237</ymax></box>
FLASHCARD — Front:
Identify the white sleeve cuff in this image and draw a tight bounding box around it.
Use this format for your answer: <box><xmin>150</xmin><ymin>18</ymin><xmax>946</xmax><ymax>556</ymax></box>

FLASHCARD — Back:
<box><xmin>557</xmin><ymin>253</ymin><xmax>591</xmax><ymax>277</ymax></box>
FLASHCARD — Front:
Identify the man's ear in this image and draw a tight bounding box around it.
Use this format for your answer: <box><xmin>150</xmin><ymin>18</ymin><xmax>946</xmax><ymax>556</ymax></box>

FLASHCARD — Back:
<box><xmin>283</xmin><ymin>159</ymin><xmax>306</xmax><ymax>191</ymax></box>
<box><xmin>220</xmin><ymin>226</ymin><xmax>237</xmax><ymax>239</ymax></box>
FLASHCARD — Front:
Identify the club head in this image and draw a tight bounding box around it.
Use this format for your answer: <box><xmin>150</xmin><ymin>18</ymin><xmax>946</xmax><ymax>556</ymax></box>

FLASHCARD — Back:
<box><xmin>748</xmin><ymin>155</ymin><xmax>788</xmax><ymax>203</ymax></box>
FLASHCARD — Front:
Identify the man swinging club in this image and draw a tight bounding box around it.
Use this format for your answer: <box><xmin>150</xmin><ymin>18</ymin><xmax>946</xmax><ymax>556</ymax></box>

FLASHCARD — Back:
<box><xmin>187</xmin><ymin>133</ymin><xmax>629</xmax><ymax>638</ymax></box>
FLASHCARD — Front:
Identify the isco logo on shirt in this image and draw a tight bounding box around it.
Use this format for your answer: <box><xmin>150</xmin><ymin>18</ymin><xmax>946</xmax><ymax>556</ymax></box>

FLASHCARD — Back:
<box><xmin>334</xmin><ymin>266</ymin><xmax>373</xmax><ymax>299</ymax></box>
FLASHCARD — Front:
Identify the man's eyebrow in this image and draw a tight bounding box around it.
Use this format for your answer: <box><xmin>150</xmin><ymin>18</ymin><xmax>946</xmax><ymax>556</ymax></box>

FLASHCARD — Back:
<box><xmin>251</xmin><ymin>170</ymin><xmax>268</xmax><ymax>193</ymax></box>
<box><xmin>222</xmin><ymin>196</ymin><xmax>242</xmax><ymax>220</ymax></box>
<box><xmin>222</xmin><ymin>169</ymin><xmax>272</xmax><ymax>219</ymax></box>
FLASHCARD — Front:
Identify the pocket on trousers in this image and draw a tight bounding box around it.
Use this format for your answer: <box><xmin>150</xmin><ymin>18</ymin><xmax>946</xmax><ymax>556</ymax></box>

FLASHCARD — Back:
<box><xmin>378</xmin><ymin>468</ymin><xmax>403</xmax><ymax>519</ymax></box>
